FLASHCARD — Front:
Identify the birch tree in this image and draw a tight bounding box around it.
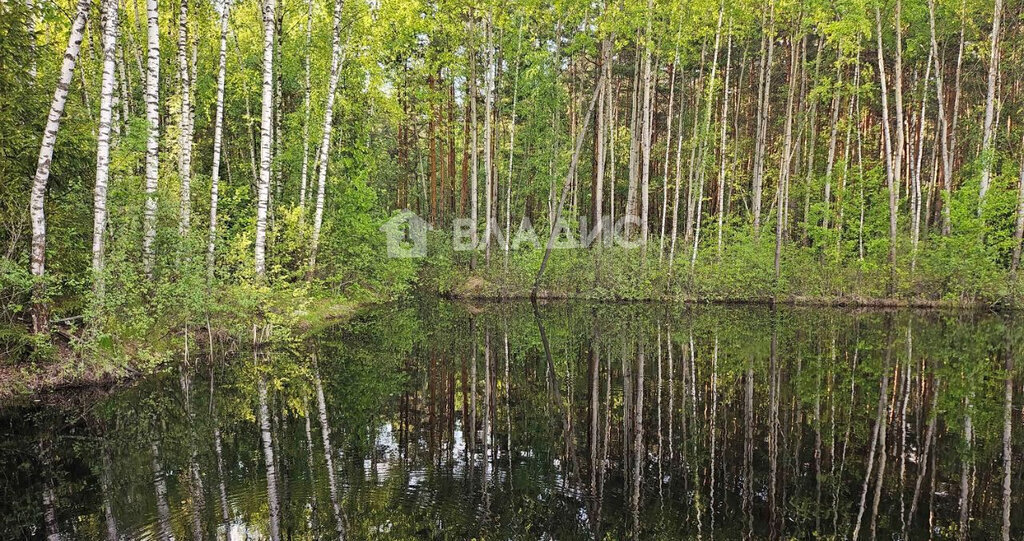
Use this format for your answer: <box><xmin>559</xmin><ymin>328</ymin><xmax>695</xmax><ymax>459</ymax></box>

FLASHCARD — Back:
<box><xmin>207</xmin><ymin>0</ymin><xmax>230</xmax><ymax>281</ymax></box>
<box><xmin>29</xmin><ymin>0</ymin><xmax>91</xmax><ymax>333</ymax></box>
<box><xmin>177</xmin><ymin>0</ymin><xmax>194</xmax><ymax>235</ymax></box>
<box><xmin>308</xmin><ymin>0</ymin><xmax>345</xmax><ymax>275</ymax></box>
<box><xmin>751</xmin><ymin>2</ymin><xmax>776</xmax><ymax>236</ymax></box>
<box><xmin>468</xmin><ymin>14</ymin><xmax>479</xmax><ymax>270</ymax></box>
<box><xmin>715</xmin><ymin>26</ymin><xmax>733</xmax><ymax>258</ymax></box>
<box><xmin>142</xmin><ymin>0</ymin><xmax>161</xmax><ymax>278</ymax></box>
<box><xmin>639</xmin><ymin>0</ymin><xmax>654</xmax><ymax>248</ymax></box>
<box><xmin>255</xmin><ymin>0</ymin><xmax>276</xmax><ymax>277</ymax></box>
<box><xmin>483</xmin><ymin>11</ymin><xmax>494</xmax><ymax>266</ymax></box>
<box><xmin>93</xmin><ymin>0</ymin><xmax>120</xmax><ymax>295</ymax></box>
<box><xmin>927</xmin><ymin>0</ymin><xmax>952</xmax><ymax>236</ymax></box>
<box><xmin>875</xmin><ymin>6</ymin><xmax>899</xmax><ymax>292</ymax></box>
<box><xmin>977</xmin><ymin>0</ymin><xmax>1003</xmax><ymax>212</ymax></box>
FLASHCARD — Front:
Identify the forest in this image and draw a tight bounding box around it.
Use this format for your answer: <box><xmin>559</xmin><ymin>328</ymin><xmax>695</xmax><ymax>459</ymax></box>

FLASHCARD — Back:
<box><xmin>1</xmin><ymin>0</ymin><xmax>1023</xmax><ymax>371</ymax></box>
<box><xmin>4</xmin><ymin>0</ymin><xmax>1024</xmax><ymax>537</ymax></box>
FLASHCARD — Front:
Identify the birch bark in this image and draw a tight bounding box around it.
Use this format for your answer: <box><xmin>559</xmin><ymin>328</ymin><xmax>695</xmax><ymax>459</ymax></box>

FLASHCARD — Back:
<box><xmin>30</xmin><ymin>0</ymin><xmax>91</xmax><ymax>332</ymax></box>
<box><xmin>142</xmin><ymin>0</ymin><xmax>160</xmax><ymax>278</ymax></box>
<box><xmin>255</xmin><ymin>0</ymin><xmax>276</xmax><ymax>277</ymax></box>
<box><xmin>207</xmin><ymin>0</ymin><xmax>230</xmax><ymax>281</ymax></box>
<box><xmin>93</xmin><ymin>0</ymin><xmax>119</xmax><ymax>295</ymax></box>
<box><xmin>308</xmin><ymin>0</ymin><xmax>346</xmax><ymax>274</ymax></box>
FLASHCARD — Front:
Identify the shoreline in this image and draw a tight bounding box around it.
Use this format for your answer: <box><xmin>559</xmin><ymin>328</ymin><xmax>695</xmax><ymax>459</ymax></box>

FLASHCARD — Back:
<box><xmin>0</xmin><ymin>296</ymin><xmax>370</xmax><ymax>400</ymax></box>
<box><xmin>445</xmin><ymin>291</ymin><xmax>993</xmax><ymax>310</ymax></box>
<box><xmin>1</xmin><ymin>286</ymin><xmax>1010</xmax><ymax>400</ymax></box>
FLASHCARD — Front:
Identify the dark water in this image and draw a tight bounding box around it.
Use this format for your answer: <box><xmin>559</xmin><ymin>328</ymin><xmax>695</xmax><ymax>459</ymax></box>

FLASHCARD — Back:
<box><xmin>2</xmin><ymin>300</ymin><xmax>1024</xmax><ymax>539</ymax></box>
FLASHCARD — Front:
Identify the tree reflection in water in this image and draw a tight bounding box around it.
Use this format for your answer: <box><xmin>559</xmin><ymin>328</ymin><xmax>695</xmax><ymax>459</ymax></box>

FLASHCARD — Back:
<box><xmin>1</xmin><ymin>301</ymin><xmax>1023</xmax><ymax>539</ymax></box>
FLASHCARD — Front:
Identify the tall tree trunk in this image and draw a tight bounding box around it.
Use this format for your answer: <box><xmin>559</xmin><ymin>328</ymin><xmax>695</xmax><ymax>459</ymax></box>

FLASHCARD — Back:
<box><xmin>177</xmin><ymin>0</ymin><xmax>193</xmax><ymax>235</ymax></box>
<box><xmin>774</xmin><ymin>32</ymin><xmax>798</xmax><ymax>280</ymax></box>
<box><xmin>299</xmin><ymin>0</ymin><xmax>314</xmax><ymax>209</ymax></box>
<box><xmin>468</xmin><ymin>14</ymin><xmax>479</xmax><ymax>270</ymax></box>
<box><xmin>30</xmin><ymin>0</ymin><xmax>91</xmax><ymax>333</ymax></box>
<box><xmin>684</xmin><ymin>41</ymin><xmax>707</xmax><ymax>245</ymax></box>
<box><xmin>483</xmin><ymin>12</ymin><xmax>494</xmax><ymax>266</ymax></box>
<box><xmin>911</xmin><ymin>51</ymin><xmax>932</xmax><ymax>272</ymax></box>
<box><xmin>207</xmin><ymin>0</ymin><xmax>230</xmax><ymax>282</ymax></box>
<box><xmin>505</xmin><ymin>22</ymin><xmax>522</xmax><ymax>265</ymax></box>
<box><xmin>947</xmin><ymin>3</ymin><xmax>966</xmax><ymax>229</ymax></box>
<box><xmin>669</xmin><ymin>71</ymin><xmax>686</xmax><ymax>262</ymax></box>
<box><xmin>639</xmin><ymin>0</ymin><xmax>654</xmax><ymax>250</ymax></box>
<box><xmin>875</xmin><ymin>7</ymin><xmax>899</xmax><ymax>295</ymax></box>
<box><xmin>716</xmin><ymin>26</ymin><xmax>733</xmax><ymax>258</ymax></box>
<box><xmin>308</xmin><ymin>0</ymin><xmax>345</xmax><ymax>275</ymax></box>
<box><xmin>823</xmin><ymin>61</ymin><xmax>843</xmax><ymax>231</ymax></box>
<box><xmin>93</xmin><ymin>0</ymin><xmax>119</xmax><ymax>297</ymax></box>
<box><xmin>692</xmin><ymin>4</ymin><xmax>725</xmax><ymax>268</ymax></box>
<box><xmin>533</xmin><ymin>70</ymin><xmax>605</xmax><ymax>297</ymax></box>
<box><xmin>625</xmin><ymin>38</ymin><xmax>641</xmax><ymax>240</ymax></box>
<box><xmin>752</xmin><ymin>2</ymin><xmax>776</xmax><ymax>236</ymax></box>
<box><xmin>893</xmin><ymin>0</ymin><xmax>906</xmax><ymax>237</ymax></box>
<box><xmin>927</xmin><ymin>0</ymin><xmax>953</xmax><ymax>236</ymax></box>
<box><xmin>429</xmin><ymin>75</ymin><xmax>438</xmax><ymax>222</ymax></box>
<box><xmin>142</xmin><ymin>0</ymin><xmax>160</xmax><ymax>279</ymax></box>
<box><xmin>659</xmin><ymin>31</ymin><xmax>680</xmax><ymax>261</ymax></box>
<box><xmin>255</xmin><ymin>0</ymin><xmax>276</xmax><ymax>277</ymax></box>
<box><xmin>977</xmin><ymin>0</ymin><xmax>1003</xmax><ymax>211</ymax></box>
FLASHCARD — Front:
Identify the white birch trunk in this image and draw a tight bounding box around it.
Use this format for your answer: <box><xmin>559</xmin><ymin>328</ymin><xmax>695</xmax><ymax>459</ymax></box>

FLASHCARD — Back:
<box><xmin>93</xmin><ymin>0</ymin><xmax>119</xmax><ymax>296</ymax></box>
<box><xmin>926</xmin><ymin>0</ymin><xmax>953</xmax><ymax>236</ymax></box>
<box><xmin>142</xmin><ymin>0</ymin><xmax>160</xmax><ymax>279</ymax></box>
<box><xmin>504</xmin><ymin>22</ymin><xmax>522</xmax><ymax>264</ymax></box>
<box><xmin>207</xmin><ymin>0</ymin><xmax>230</xmax><ymax>281</ymax></box>
<box><xmin>751</xmin><ymin>3</ymin><xmax>776</xmax><ymax>236</ymax></box>
<box><xmin>625</xmin><ymin>40</ymin><xmax>641</xmax><ymax>239</ymax></box>
<box><xmin>30</xmin><ymin>0</ymin><xmax>91</xmax><ymax>332</ymax></box>
<box><xmin>977</xmin><ymin>0</ymin><xmax>1003</xmax><ymax>210</ymax></box>
<box><xmin>308</xmin><ymin>0</ymin><xmax>345</xmax><ymax>274</ymax></box>
<box><xmin>255</xmin><ymin>0</ymin><xmax>276</xmax><ymax>277</ymax></box>
<box><xmin>692</xmin><ymin>4</ymin><xmax>725</xmax><ymax>268</ymax></box>
<box><xmin>715</xmin><ymin>27</ymin><xmax>733</xmax><ymax>258</ymax></box>
<box><xmin>823</xmin><ymin>64</ymin><xmax>842</xmax><ymax>231</ymax></box>
<box><xmin>659</xmin><ymin>29</ymin><xmax>680</xmax><ymax>261</ymax></box>
<box><xmin>773</xmin><ymin>34</ymin><xmax>798</xmax><ymax>280</ymax></box>
<box><xmin>639</xmin><ymin>0</ymin><xmax>654</xmax><ymax>248</ymax></box>
<box><xmin>911</xmin><ymin>51</ymin><xmax>932</xmax><ymax>272</ymax></box>
<box><xmin>177</xmin><ymin>0</ymin><xmax>193</xmax><ymax>235</ymax></box>
<box><xmin>875</xmin><ymin>7</ymin><xmax>899</xmax><ymax>291</ymax></box>
<box><xmin>893</xmin><ymin>0</ymin><xmax>906</xmax><ymax>231</ymax></box>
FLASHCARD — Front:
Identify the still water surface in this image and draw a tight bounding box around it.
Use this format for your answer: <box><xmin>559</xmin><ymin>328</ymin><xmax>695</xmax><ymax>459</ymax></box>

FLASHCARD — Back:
<box><xmin>2</xmin><ymin>301</ymin><xmax>1023</xmax><ymax>539</ymax></box>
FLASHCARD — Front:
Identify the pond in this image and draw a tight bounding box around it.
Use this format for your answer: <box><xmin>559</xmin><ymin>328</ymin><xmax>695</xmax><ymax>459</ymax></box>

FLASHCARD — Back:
<box><xmin>1</xmin><ymin>300</ymin><xmax>1022</xmax><ymax>539</ymax></box>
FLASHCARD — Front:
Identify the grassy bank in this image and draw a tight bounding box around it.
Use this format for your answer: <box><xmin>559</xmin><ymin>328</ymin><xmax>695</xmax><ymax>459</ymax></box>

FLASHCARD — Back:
<box><xmin>419</xmin><ymin>232</ymin><xmax>1024</xmax><ymax>309</ymax></box>
<box><xmin>0</xmin><ymin>284</ymin><xmax>384</xmax><ymax>398</ymax></box>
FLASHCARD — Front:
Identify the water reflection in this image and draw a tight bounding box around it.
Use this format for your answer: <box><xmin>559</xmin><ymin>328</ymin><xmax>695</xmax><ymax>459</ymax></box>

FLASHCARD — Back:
<box><xmin>1</xmin><ymin>301</ymin><xmax>1023</xmax><ymax>539</ymax></box>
